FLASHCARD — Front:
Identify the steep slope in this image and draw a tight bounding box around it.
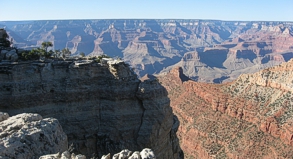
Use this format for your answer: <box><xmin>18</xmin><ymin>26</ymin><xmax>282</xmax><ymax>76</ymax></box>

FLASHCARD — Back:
<box><xmin>159</xmin><ymin>59</ymin><xmax>293</xmax><ymax>158</ymax></box>
<box><xmin>1</xmin><ymin>20</ymin><xmax>293</xmax><ymax>82</ymax></box>
<box><xmin>0</xmin><ymin>60</ymin><xmax>182</xmax><ymax>159</ymax></box>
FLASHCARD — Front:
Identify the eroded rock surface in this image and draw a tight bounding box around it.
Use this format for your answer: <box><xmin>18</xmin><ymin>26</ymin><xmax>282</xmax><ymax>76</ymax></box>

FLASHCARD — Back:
<box><xmin>0</xmin><ymin>48</ymin><xmax>18</xmax><ymax>62</ymax></box>
<box><xmin>0</xmin><ymin>113</ymin><xmax>67</xmax><ymax>159</ymax></box>
<box><xmin>159</xmin><ymin>59</ymin><xmax>293</xmax><ymax>158</ymax></box>
<box><xmin>0</xmin><ymin>60</ymin><xmax>182</xmax><ymax>158</ymax></box>
<box><xmin>40</xmin><ymin>148</ymin><xmax>155</xmax><ymax>159</ymax></box>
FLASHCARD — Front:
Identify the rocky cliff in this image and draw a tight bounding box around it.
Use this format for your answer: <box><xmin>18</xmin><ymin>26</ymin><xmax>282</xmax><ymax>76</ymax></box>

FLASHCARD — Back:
<box><xmin>0</xmin><ymin>112</ymin><xmax>67</xmax><ymax>159</ymax></box>
<box><xmin>0</xmin><ymin>59</ymin><xmax>182</xmax><ymax>158</ymax></box>
<box><xmin>159</xmin><ymin>59</ymin><xmax>293</xmax><ymax>158</ymax></box>
<box><xmin>1</xmin><ymin>20</ymin><xmax>293</xmax><ymax>82</ymax></box>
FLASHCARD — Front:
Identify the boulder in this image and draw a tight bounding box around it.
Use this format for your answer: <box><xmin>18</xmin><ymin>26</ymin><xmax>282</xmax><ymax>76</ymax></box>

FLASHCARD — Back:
<box><xmin>128</xmin><ymin>151</ymin><xmax>140</xmax><ymax>159</ymax></box>
<box><xmin>61</xmin><ymin>151</ymin><xmax>71</xmax><ymax>159</ymax></box>
<box><xmin>6</xmin><ymin>49</ymin><xmax>18</xmax><ymax>61</ymax></box>
<box><xmin>112</xmin><ymin>149</ymin><xmax>132</xmax><ymax>159</ymax></box>
<box><xmin>75</xmin><ymin>154</ymin><xmax>86</xmax><ymax>159</ymax></box>
<box><xmin>39</xmin><ymin>148</ymin><xmax>155</xmax><ymax>159</ymax></box>
<box><xmin>140</xmin><ymin>148</ymin><xmax>155</xmax><ymax>159</ymax></box>
<box><xmin>100</xmin><ymin>149</ymin><xmax>154</xmax><ymax>159</ymax></box>
<box><xmin>38</xmin><ymin>153</ymin><xmax>61</xmax><ymax>159</ymax></box>
<box><xmin>39</xmin><ymin>152</ymin><xmax>87</xmax><ymax>159</ymax></box>
<box><xmin>0</xmin><ymin>113</ymin><xmax>68</xmax><ymax>159</ymax></box>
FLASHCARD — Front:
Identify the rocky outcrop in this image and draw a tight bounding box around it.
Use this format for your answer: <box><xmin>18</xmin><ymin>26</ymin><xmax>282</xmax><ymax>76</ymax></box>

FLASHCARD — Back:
<box><xmin>0</xmin><ymin>60</ymin><xmax>182</xmax><ymax>158</ymax></box>
<box><xmin>39</xmin><ymin>151</ymin><xmax>86</xmax><ymax>159</ymax></box>
<box><xmin>40</xmin><ymin>148</ymin><xmax>155</xmax><ymax>159</ymax></box>
<box><xmin>0</xmin><ymin>48</ymin><xmax>18</xmax><ymax>62</ymax></box>
<box><xmin>2</xmin><ymin>20</ymin><xmax>293</xmax><ymax>82</ymax></box>
<box><xmin>159</xmin><ymin>59</ymin><xmax>293</xmax><ymax>158</ymax></box>
<box><xmin>0</xmin><ymin>113</ymin><xmax>67</xmax><ymax>159</ymax></box>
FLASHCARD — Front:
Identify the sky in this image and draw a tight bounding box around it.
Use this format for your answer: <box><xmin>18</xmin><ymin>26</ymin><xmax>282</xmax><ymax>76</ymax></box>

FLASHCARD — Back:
<box><xmin>0</xmin><ymin>0</ymin><xmax>293</xmax><ymax>21</ymax></box>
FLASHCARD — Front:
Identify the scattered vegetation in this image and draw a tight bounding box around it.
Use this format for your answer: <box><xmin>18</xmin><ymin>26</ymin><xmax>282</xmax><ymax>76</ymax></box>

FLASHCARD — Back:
<box><xmin>20</xmin><ymin>41</ymin><xmax>72</xmax><ymax>60</ymax></box>
<box><xmin>15</xmin><ymin>41</ymin><xmax>115</xmax><ymax>64</ymax></box>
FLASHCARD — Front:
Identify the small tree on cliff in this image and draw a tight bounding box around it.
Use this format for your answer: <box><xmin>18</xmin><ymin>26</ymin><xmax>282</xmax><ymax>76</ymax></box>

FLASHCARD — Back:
<box><xmin>41</xmin><ymin>42</ymin><xmax>53</xmax><ymax>53</ymax></box>
<box><xmin>80</xmin><ymin>52</ymin><xmax>85</xmax><ymax>57</ymax></box>
<box><xmin>40</xmin><ymin>41</ymin><xmax>54</xmax><ymax>58</ymax></box>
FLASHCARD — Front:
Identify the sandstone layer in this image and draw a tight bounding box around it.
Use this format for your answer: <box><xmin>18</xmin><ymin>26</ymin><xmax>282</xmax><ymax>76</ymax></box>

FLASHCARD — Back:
<box><xmin>0</xmin><ymin>112</ymin><xmax>67</xmax><ymax>159</ymax></box>
<box><xmin>0</xmin><ymin>60</ymin><xmax>182</xmax><ymax>158</ymax></box>
<box><xmin>159</xmin><ymin>59</ymin><xmax>293</xmax><ymax>158</ymax></box>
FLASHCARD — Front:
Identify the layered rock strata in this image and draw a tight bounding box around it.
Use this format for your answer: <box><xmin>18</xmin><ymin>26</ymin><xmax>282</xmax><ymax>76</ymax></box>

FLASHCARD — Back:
<box><xmin>0</xmin><ymin>112</ymin><xmax>67</xmax><ymax>159</ymax></box>
<box><xmin>2</xmin><ymin>20</ymin><xmax>293</xmax><ymax>82</ymax></box>
<box><xmin>0</xmin><ymin>60</ymin><xmax>182</xmax><ymax>158</ymax></box>
<box><xmin>159</xmin><ymin>60</ymin><xmax>293</xmax><ymax>158</ymax></box>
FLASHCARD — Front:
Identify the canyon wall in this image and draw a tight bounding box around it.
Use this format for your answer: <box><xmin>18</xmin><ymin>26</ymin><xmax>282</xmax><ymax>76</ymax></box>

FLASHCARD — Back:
<box><xmin>159</xmin><ymin>59</ymin><xmax>293</xmax><ymax>158</ymax></box>
<box><xmin>0</xmin><ymin>60</ymin><xmax>182</xmax><ymax>158</ymax></box>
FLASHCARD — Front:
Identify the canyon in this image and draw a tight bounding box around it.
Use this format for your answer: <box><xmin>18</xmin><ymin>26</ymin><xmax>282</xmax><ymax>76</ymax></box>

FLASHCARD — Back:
<box><xmin>1</xmin><ymin>19</ymin><xmax>293</xmax><ymax>158</ymax></box>
<box><xmin>2</xmin><ymin>56</ymin><xmax>293</xmax><ymax>158</ymax></box>
<box><xmin>1</xmin><ymin>19</ymin><xmax>293</xmax><ymax>82</ymax></box>
<box><xmin>159</xmin><ymin>59</ymin><xmax>293</xmax><ymax>158</ymax></box>
<box><xmin>0</xmin><ymin>59</ymin><xmax>182</xmax><ymax>158</ymax></box>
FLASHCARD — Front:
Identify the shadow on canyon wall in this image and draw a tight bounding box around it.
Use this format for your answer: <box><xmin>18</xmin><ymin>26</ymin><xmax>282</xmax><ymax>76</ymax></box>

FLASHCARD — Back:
<box><xmin>0</xmin><ymin>61</ymin><xmax>183</xmax><ymax>158</ymax></box>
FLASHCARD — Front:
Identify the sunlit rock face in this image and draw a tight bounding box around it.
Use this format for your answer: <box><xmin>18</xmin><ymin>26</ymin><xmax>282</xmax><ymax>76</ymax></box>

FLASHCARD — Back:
<box><xmin>0</xmin><ymin>112</ymin><xmax>67</xmax><ymax>159</ymax></box>
<box><xmin>2</xmin><ymin>20</ymin><xmax>293</xmax><ymax>82</ymax></box>
<box><xmin>40</xmin><ymin>148</ymin><xmax>156</xmax><ymax>159</ymax></box>
<box><xmin>0</xmin><ymin>60</ymin><xmax>182</xmax><ymax>159</ymax></box>
<box><xmin>158</xmin><ymin>59</ymin><xmax>293</xmax><ymax>158</ymax></box>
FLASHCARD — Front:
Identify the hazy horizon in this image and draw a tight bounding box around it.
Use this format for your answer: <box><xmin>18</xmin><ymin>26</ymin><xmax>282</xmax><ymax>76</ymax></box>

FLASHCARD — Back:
<box><xmin>1</xmin><ymin>18</ymin><xmax>293</xmax><ymax>22</ymax></box>
<box><xmin>1</xmin><ymin>0</ymin><xmax>293</xmax><ymax>21</ymax></box>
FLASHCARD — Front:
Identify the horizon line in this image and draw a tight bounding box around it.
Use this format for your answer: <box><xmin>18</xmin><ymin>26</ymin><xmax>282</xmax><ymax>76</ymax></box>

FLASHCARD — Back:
<box><xmin>1</xmin><ymin>18</ymin><xmax>293</xmax><ymax>23</ymax></box>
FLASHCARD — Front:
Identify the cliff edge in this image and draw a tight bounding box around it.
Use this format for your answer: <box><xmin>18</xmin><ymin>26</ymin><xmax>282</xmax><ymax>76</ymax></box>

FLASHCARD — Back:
<box><xmin>0</xmin><ymin>59</ymin><xmax>182</xmax><ymax>158</ymax></box>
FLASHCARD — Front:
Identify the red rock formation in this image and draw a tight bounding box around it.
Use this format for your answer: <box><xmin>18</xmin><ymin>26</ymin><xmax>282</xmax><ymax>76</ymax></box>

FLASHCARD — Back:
<box><xmin>159</xmin><ymin>59</ymin><xmax>293</xmax><ymax>158</ymax></box>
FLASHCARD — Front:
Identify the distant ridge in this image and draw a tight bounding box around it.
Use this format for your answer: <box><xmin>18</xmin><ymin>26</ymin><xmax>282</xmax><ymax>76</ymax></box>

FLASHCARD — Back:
<box><xmin>2</xmin><ymin>19</ymin><xmax>293</xmax><ymax>82</ymax></box>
